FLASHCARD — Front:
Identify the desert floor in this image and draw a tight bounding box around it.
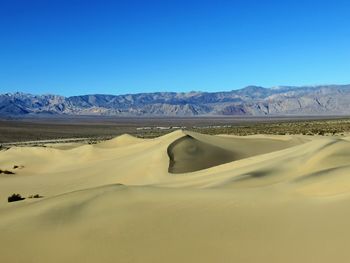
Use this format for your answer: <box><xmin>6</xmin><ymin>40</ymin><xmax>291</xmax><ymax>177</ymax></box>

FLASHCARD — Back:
<box><xmin>1</xmin><ymin>130</ymin><xmax>350</xmax><ymax>262</ymax></box>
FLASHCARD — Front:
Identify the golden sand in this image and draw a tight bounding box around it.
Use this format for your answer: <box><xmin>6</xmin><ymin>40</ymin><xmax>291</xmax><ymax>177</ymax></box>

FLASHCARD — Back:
<box><xmin>1</xmin><ymin>130</ymin><xmax>350</xmax><ymax>262</ymax></box>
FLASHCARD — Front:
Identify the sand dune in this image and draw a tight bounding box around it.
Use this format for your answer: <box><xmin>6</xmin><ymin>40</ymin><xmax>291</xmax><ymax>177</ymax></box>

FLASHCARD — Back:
<box><xmin>1</xmin><ymin>130</ymin><xmax>350</xmax><ymax>262</ymax></box>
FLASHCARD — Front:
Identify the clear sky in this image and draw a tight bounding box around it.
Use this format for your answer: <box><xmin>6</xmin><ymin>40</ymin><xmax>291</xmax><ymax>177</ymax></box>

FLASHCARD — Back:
<box><xmin>0</xmin><ymin>0</ymin><xmax>350</xmax><ymax>96</ymax></box>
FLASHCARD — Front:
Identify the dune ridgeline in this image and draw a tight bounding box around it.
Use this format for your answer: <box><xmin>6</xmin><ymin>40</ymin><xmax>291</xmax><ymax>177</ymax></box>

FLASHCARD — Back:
<box><xmin>1</xmin><ymin>130</ymin><xmax>350</xmax><ymax>262</ymax></box>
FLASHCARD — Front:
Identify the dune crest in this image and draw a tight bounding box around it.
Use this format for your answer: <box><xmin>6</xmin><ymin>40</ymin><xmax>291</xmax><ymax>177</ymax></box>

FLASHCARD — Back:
<box><xmin>95</xmin><ymin>133</ymin><xmax>143</xmax><ymax>148</ymax></box>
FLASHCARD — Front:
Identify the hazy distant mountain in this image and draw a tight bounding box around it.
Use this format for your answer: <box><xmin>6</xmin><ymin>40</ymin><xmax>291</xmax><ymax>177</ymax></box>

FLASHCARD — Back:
<box><xmin>1</xmin><ymin>85</ymin><xmax>350</xmax><ymax>117</ymax></box>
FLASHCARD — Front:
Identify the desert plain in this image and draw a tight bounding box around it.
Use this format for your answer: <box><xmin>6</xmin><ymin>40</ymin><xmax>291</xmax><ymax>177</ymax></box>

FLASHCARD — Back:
<box><xmin>1</xmin><ymin>120</ymin><xmax>350</xmax><ymax>262</ymax></box>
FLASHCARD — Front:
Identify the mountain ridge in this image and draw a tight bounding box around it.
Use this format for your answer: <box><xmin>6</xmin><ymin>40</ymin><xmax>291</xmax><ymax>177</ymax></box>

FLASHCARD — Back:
<box><xmin>1</xmin><ymin>84</ymin><xmax>350</xmax><ymax>116</ymax></box>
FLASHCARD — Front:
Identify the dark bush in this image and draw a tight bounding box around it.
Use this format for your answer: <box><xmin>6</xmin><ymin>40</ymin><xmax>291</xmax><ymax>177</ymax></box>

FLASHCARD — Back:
<box><xmin>0</xmin><ymin>169</ymin><xmax>15</xmax><ymax>175</ymax></box>
<box><xmin>8</xmin><ymin>193</ymin><xmax>25</xmax><ymax>203</ymax></box>
<box><xmin>28</xmin><ymin>194</ymin><xmax>43</xmax><ymax>199</ymax></box>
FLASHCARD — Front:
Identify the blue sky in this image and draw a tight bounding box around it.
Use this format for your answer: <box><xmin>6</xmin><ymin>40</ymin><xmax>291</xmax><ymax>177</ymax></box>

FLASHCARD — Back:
<box><xmin>0</xmin><ymin>0</ymin><xmax>350</xmax><ymax>96</ymax></box>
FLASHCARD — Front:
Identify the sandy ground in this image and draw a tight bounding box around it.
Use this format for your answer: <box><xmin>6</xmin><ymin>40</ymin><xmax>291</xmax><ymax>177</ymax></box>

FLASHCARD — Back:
<box><xmin>1</xmin><ymin>130</ymin><xmax>350</xmax><ymax>262</ymax></box>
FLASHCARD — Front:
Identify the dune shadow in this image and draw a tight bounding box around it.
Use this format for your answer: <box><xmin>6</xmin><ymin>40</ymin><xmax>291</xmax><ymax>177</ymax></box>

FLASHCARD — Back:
<box><xmin>232</xmin><ymin>170</ymin><xmax>272</xmax><ymax>182</ymax></box>
<box><xmin>167</xmin><ymin>135</ymin><xmax>237</xmax><ymax>173</ymax></box>
<box><xmin>293</xmin><ymin>165</ymin><xmax>350</xmax><ymax>183</ymax></box>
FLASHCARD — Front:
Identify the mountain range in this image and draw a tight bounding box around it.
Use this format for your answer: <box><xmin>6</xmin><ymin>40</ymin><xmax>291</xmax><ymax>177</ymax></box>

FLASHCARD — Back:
<box><xmin>1</xmin><ymin>85</ymin><xmax>350</xmax><ymax>117</ymax></box>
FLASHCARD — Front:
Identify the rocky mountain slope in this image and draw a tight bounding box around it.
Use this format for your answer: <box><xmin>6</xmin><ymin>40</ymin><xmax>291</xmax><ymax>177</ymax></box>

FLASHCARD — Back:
<box><xmin>1</xmin><ymin>85</ymin><xmax>350</xmax><ymax>116</ymax></box>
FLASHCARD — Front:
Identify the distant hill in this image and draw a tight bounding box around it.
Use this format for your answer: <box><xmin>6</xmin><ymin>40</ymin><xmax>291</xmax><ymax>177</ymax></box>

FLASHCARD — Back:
<box><xmin>1</xmin><ymin>85</ymin><xmax>350</xmax><ymax>116</ymax></box>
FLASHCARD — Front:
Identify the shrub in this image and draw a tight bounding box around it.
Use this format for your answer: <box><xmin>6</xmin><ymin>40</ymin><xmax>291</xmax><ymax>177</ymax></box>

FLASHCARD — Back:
<box><xmin>0</xmin><ymin>169</ymin><xmax>15</xmax><ymax>175</ymax></box>
<box><xmin>28</xmin><ymin>194</ymin><xmax>43</xmax><ymax>199</ymax></box>
<box><xmin>8</xmin><ymin>193</ymin><xmax>25</xmax><ymax>203</ymax></box>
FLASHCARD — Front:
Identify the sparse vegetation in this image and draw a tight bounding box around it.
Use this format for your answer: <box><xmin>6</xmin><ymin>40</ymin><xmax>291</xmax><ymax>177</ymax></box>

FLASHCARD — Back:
<box><xmin>1</xmin><ymin>117</ymin><xmax>350</xmax><ymax>145</ymax></box>
<box><xmin>8</xmin><ymin>193</ymin><xmax>25</xmax><ymax>202</ymax></box>
<box><xmin>188</xmin><ymin>119</ymin><xmax>350</xmax><ymax>137</ymax></box>
<box><xmin>28</xmin><ymin>194</ymin><xmax>43</xmax><ymax>199</ymax></box>
<box><xmin>13</xmin><ymin>165</ymin><xmax>24</xmax><ymax>169</ymax></box>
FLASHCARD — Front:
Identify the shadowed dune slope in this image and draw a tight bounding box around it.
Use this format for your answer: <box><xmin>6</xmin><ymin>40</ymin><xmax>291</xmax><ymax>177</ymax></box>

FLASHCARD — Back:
<box><xmin>167</xmin><ymin>135</ymin><xmax>237</xmax><ymax>173</ymax></box>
